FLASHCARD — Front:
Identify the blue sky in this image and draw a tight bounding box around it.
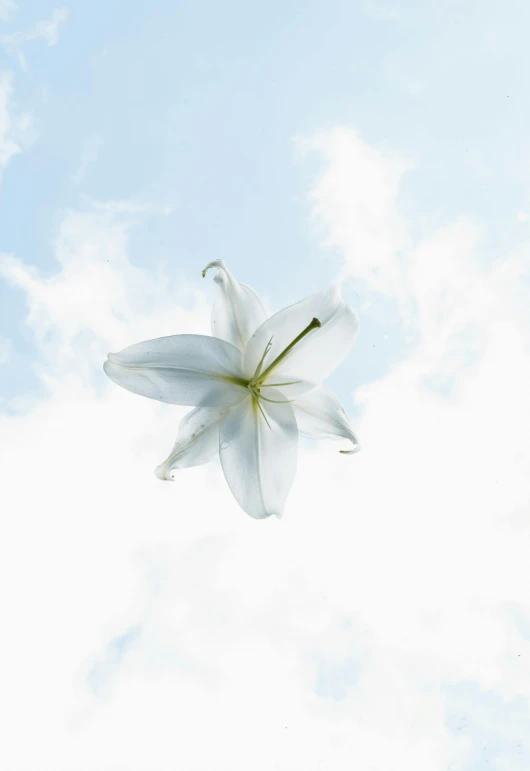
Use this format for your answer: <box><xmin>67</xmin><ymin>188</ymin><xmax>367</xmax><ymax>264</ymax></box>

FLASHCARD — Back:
<box><xmin>2</xmin><ymin>1</ymin><xmax>530</xmax><ymax>769</ymax></box>
<box><xmin>4</xmin><ymin>0</ymin><xmax>529</xmax><ymax>404</ymax></box>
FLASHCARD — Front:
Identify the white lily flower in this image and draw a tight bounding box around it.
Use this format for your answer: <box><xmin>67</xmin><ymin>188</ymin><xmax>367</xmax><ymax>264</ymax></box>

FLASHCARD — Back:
<box><xmin>104</xmin><ymin>260</ymin><xmax>360</xmax><ymax>519</ymax></box>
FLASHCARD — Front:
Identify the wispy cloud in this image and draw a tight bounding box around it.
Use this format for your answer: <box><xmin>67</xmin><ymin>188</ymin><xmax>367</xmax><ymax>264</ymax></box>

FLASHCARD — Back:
<box><xmin>0</xmin><ymin>72</ymin><xmax>20</xmax><ymax>168</ymax></box>
<box><xmin>0</xmin><ymin>71</ymin><xmax>32</xmax><ymax>172</ymax></box>
<box><xmin>0</xmin><ymin>0</ymin><xmax>17</xmax><ymax>22</ymax></box>
<box><xmin>87</xmin><ymin>624</ymin><xmax>142</xmax><ymax>697</ymax></box>
<box><xmin>297</xmin><ymin>127</ymin><xmax>412</xmax><ymax>299</ymax></box>
<box><xmin>1</xmin><ymin>6</ymin><xmax>68</xmax><ymax>70</ymax></box>
<box><xmin>0</xmin><ymin>200</ymin><xmax>210</xmax><ymax>381</ymax></box>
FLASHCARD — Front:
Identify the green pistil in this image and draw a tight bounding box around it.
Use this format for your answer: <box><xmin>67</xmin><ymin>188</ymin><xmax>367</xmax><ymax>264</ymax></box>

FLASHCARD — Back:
<box><xmin>251</xmin><ymin>317</ymin><xmax>321</xmax><ymax>386</ymax></box>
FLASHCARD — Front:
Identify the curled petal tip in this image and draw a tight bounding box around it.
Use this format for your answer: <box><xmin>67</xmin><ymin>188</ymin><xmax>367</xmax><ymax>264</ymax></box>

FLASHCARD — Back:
<box><xmin>154</xmin><ymin>463</ymin><xmax>174</xmax><ymax>481</ymax></box>
<box><xmin>103</xmin><ymin>358</ymin><xmax>114</xmax><ymax>377</ymax></box>
<box><xmin>338</xmin><ymin>427</ymin><xmax>361</xmax><ymax>455</ymax></box>
<box><xmin>250</xmin><ymin>508</ymin><xmax>282</xmax><ymax>520</ymax></box>
<box><xmin>201</xmin><ymin>259</ymin><xmax>225</xmax><ymax>279</ymax></box>
<box><xmin>339</xmin><ymin>437</ymin><xmax>361</xmax><ymax>455</ymax></box>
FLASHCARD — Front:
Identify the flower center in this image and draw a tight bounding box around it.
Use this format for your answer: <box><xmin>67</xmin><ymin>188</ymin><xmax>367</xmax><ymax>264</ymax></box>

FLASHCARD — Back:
<box><xmin>249</xmin><ymin>316</ymin><xmax>321</xmax><ymax>387</ymax></box>
<box><xmin>244</xmin><ymin>317</ymin><xmax>321</xmax><ymax>427</ymax></box>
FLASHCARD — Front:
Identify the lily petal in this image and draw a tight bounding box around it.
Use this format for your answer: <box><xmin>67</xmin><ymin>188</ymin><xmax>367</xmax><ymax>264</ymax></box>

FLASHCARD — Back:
<box><xmin>155</xmin><ymin>406</ymin><xmax>226</xmax><ymax>480</ymax></box>
<box><xmin>104</xmin><ymin>334</ymin><xmax>247</xmax><ymax>407</ymax></box>
<box><xmin>244</xmin><ymin>284</ymin><xmax>359</xmax><ymax>386</ymax></box>
<box><xmin>203</xmin><ymin>259</ymin><xmax>267</xmax><ymax>351</ymax></box>
<box><xmin>219</xmin><ymin>390</ymin><xmax>298</xmax><ymax>519</ymax></box>
<box><xmin>293</xmin><ymin>385</ymin><xmax>360</xmax><ymax>454</ymax></box>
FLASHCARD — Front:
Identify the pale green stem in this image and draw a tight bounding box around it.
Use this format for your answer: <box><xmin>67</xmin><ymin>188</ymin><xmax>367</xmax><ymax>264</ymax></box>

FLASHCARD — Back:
<box><xmin>251</xmin><ymin>317</ymin><xmax>321</xmax><ymax>385</ymax></box>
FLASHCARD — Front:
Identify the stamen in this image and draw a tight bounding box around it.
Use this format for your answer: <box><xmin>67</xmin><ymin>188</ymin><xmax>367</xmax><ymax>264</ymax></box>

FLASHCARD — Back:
<box><xmin>252</xmin><ymin>390</ymin><xmax>272</xmax><ymax>429</ymax></box>
<box><xmin>258</xmin><ymin>380</ymin><xmax>303</xmax><ymax>388</ymax></box>
<box><xmin>252</xmin><ymin>335</ymin><xmax>274</xmax><ymax>381</ymax></box>
<box><xmin>259</xmin><ymin>393</ymin><xmax>295</xmax><ymax>404</ymax></box>
<box><xmin>251</xmin><ymin>317</ymin><xmax>321</xmax><ymax>386</ymax></box>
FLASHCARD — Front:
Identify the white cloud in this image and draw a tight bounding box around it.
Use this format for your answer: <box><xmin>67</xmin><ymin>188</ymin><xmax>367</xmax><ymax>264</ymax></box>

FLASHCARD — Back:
<box><xmin>1</xmin><ymin>135</ymin><xmax>530</xmax><ymax>771</ymax></box>
<box><xmin>0</xmin><ymin>72</ymin><xmax>21</xmax><ymax>168</ymax></box>
<box><xmin>300</xmin><ymin>127</ymin><xmax>530</xmax><ymax>762</ymax></box>
<box><xmin>31</xmin><ymin>6</ymin><xmax>68</xmax><ymax>46</ymax></box>
<box><xmin>0</xmin><ymin>70</ymin><xmax>33</xmax><ymax>174</ymax></box>
<box><xmin>297</xmin><ymin>127</ymin><xmax>412</xmax><ymax>299</ymax></box>
<box><xmin>0</xmin><ymin>201</ymin><xmax>210</xmax><ymax>383</ymax></box>
<box><xmin>1</xmin><ymin>7</ymin><xmax>68</xmax><ymax>70</ymax></box>
<box><xmin>0</xmin><ymin>0</ymin><xmax>17</xmax><ymax>22</ymax></box>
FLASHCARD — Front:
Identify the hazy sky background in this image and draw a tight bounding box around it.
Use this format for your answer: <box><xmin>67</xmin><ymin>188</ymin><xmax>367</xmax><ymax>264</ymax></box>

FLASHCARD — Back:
<box><xmin>1</xmin><ymin>1</ymin><xmax>530</xmax><ymax>769</ymax></box>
